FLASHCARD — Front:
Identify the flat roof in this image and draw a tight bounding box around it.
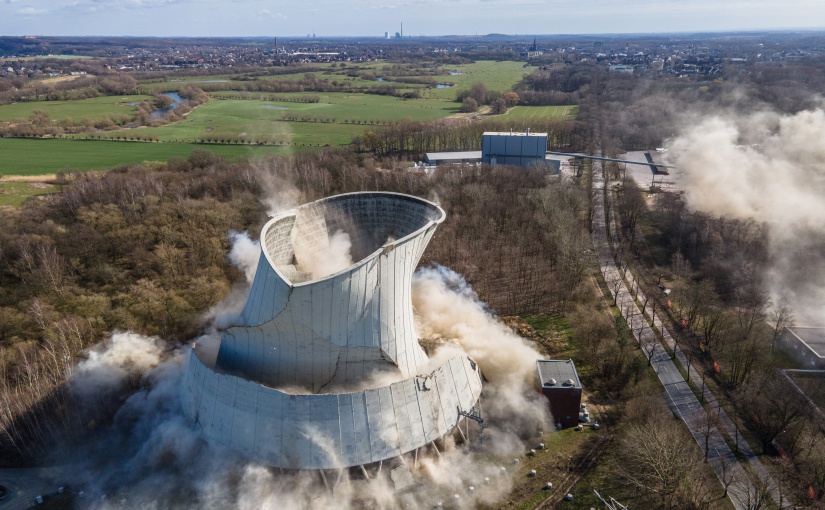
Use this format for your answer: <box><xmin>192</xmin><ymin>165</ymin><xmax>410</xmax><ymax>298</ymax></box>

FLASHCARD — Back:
<box><xmin>483</xmin><ymin>131</ymin><xmax>548</xmax><ymax>137</ymax></box>
<box><xmin>788</xmin><ymin>327</ymin><xmax>825</xmax><ymax>358</ymax></box>
<box><xmin>425</xmin><ymin>151</ymin><xmax>482</xmax><ymax>162</ymax></box>
<box><xmin>536</xmin><ymin>359</ymin><xmax>581</xmax><ymax>389</ymax></box>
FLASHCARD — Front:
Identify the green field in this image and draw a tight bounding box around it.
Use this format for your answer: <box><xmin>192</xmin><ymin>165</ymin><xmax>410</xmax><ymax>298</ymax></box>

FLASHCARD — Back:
<box><xmin>507</xmin><ymin>105</ymin><xmax>579</xmax><ymax>119</ymax></box>
<box><xmin>138</xmin><ymin>60</ymin><xmax>535</xmax><ymax>101</ymax></box>
<box><xmin>1</xmin><ymin>60</ymin><xmax>575</xmax><ymax>176</ymax></box>
<box><xmin>422</xmin><ymin>60</ymin><xmax>537</xmax><ymax>100</ymax></box>
<box><xmin>0</xmin><ymin>95</ymin><xmax>150</xmax><ymax>122</ymax></box>
<box><xmin>0</xmin><ymin>138</ymin><xmax>289</xmax><ymax>175</ymax></box>
<box><xmin>0</xmin><ymin>181</ymin><xmax>60</xmax><ymax>206</ymax></box>
<box><xmin>102</xmin><ymin>94</ymin><xmax>460</xmax><ymax>146</ymax></box>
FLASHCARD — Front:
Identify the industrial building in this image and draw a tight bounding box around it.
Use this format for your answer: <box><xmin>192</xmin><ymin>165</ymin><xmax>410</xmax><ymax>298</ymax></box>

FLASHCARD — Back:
<box><xmin>424</xmin><ymin>130</ymin><xmax>558</xmax><ymax>171</ymax></box>
<box><xmin>536</xmin><ymin>359</ymin><xmax>582</xmax><ymax>428</ymax></box>
<box><xmin>181</xmin><ymin>192</ymin><xmax>483</xmax><ymax>472</ymax></box>
<box><xmin>780</xmin><ymin>327</ymin><xmax>825</xmax><ymax>368</ymax></box>
<box><xmin>482</xmin><ymin>130</ymin><xmax>549</xmax><ymax>168</ymax></box>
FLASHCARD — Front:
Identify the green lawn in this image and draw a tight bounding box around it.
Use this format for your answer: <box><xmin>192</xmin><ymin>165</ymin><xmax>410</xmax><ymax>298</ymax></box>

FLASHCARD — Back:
<box><xmin>0</xmin><ymin>138</ymin><xmax>289</xmax><ymax>175</ymax></box>
<box><xmin>507</xmin><ymin>105</ymin><xmax>579</xmax><ymax>120</ymax></box>
<box><xmin>0</xmin><ymin>95</ymin><xmax>150</xmax><ymax>122</ymax></box>
<box><xmin>0</xmin><ymin>181</ymin><xmax>60</xmax><ymax>206</ymax></box>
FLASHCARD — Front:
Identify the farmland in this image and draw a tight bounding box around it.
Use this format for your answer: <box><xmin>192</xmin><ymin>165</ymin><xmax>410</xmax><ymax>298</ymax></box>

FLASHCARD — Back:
<box><xmin>0</xmin><ymin>95</ymin><xmax>150</xmax><ymax>122</ymax></box>
<box><xmin>98</xmin><ymin>94</ymin><xmax>461</xmax><ymax>146</ymax></box>
<box><xmin>0</xmin><ymin>138</ymin><xmax>288</xmax><ymax>175</ymax></box>
<box><xmin>0</xmin><ymin>59</ymin><xmax>577</xmax><ymax>177</ymax></box>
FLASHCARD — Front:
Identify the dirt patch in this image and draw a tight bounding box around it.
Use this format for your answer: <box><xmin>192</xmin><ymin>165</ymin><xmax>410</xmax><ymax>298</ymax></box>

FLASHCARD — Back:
<box><xmin>2</xmin><ymin>174</ymin><xmax>57</xmax><ymax>183</ymax></box>
<box><xmin>40</xmin><ymin>74</ymin><xmax>84</xmax><ymax>84</ymax></box>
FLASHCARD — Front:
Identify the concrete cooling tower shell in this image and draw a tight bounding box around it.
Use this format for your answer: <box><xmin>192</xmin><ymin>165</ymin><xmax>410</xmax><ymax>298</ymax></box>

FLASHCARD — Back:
<box><xmin>181</xmin><ymin>192</ymin><xmax>483</xmax><ymax>470</ymax></box>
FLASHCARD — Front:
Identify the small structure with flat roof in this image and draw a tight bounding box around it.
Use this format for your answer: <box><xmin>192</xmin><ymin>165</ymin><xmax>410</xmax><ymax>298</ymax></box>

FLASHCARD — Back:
<box><xmin>536</xmin><ymin>359</ymin><xmax>582</xmax><ymax>428</ymax></box>
<box><xmin>424</xmin><ymin>151</ymin><xmax>482</xmax><ymax>165</ymax></box>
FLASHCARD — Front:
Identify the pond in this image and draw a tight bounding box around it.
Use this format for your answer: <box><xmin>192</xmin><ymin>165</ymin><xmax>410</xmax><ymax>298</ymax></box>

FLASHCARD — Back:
<box><xmin>435</xmin><ymin>83</ymin><xmax>452</xmax><ymax>89</ymax></box>
<box><xmin>151</xmin><ymin>91</ymin><xmax>188</xmax><ymax>120</ymax></box>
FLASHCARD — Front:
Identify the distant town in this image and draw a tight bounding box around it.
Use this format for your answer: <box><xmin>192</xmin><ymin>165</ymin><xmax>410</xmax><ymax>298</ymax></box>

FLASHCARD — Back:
<box><xmin>2</xmin><ymin>31</ymin><xmax>824</xmax><ymax>78</ymax></box>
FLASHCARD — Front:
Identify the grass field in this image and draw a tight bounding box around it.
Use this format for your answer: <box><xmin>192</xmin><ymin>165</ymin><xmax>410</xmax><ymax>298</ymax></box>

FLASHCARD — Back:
<box><xmin>424</xmin><ymin>60</ymin><xmax>538</xmax><ymax>100</ymax></box>
<box><xmin>139</xmin><ymin>60</ymin><xmax>535</xmax><ymax>101</ymax></box>
<box><xmin>0</xmin><ymin>138</ymin><xmax>288</xmax><ymax>175</ymax></box>
<box><xmin>507</xmin><ymin>105</ymin><xmax>579</xmax><ymax>120</ymax></box>
<box><xmin>0</xmin><ymin>95</ymin><xmax>150</xmax><ymax>122</ymax></box>
<box><xmin>0</xmin><ymin>181</ymin><xmax>60</xmax><ymax>206</ymax></box>
<box><xmin>1</xmin><ymin>60</ymin><xmax>574</xmax><ymax>176</ymax></box>
<box><xmin>102</xmin><ymin>94</ymin><xmax>460</xmax><ymax>146</ymax></box>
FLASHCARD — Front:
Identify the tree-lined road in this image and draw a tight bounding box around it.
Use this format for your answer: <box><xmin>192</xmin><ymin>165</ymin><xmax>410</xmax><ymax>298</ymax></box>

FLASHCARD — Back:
<box><xmin>590</xmin><ymin>163</ymin><xmax>789</xmax><ymax>509</ymax></box>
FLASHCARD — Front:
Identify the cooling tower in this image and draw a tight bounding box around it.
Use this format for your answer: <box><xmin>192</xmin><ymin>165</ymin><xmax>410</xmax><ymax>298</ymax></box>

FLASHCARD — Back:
<box><xmin>181</xmin><ymin>192</ymin><xmax>483</xmax><ymax>470</ymax></box>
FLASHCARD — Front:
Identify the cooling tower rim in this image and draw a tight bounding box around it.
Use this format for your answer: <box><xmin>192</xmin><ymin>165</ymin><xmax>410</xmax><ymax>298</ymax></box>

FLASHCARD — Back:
<box><xmin>261</xmin><ymin>192</ymin><xmax>445</xmax><ymax>287</ymax></box>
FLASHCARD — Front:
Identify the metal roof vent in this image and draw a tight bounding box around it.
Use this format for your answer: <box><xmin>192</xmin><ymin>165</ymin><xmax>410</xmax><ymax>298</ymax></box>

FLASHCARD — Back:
<box><xmin>544</xmin><ymin>378</ymin><xmax>557</xmax><ymax>387</ymax></box>
<box><xmin>562</xmin><ymin>378</ymin><xmax>575</xmax><ymax>386</ymax></box>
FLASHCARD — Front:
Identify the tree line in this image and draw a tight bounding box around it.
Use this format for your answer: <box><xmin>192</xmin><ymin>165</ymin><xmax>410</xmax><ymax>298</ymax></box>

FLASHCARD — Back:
<box><xmin>353</xmin><ymin>116</ymin><xmax>588</xmax><ymax>158</ymax></box>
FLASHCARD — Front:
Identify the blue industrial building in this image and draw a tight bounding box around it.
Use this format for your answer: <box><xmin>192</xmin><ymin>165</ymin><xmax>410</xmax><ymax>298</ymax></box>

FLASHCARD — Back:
<box><xmin>424</xmin><ymin>130</ymin><xmax>559</xmax><ymax>171</ymax></box>
<box><xmin>481</xmin><ymin>130</ymin><xmax>549</xmax><ymax>168</ymax></box>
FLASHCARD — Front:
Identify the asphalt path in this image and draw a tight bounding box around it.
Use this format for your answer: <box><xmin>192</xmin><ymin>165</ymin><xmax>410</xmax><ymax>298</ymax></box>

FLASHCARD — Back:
<box><xmin>591</xmin><ymin>163</ymin><xmax>790</xmax><ymax>509</ymax></box>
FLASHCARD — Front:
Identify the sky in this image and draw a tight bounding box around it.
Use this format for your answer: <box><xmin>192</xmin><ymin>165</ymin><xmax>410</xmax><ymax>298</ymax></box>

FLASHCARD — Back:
<box><xmin>1</xmin><ymin>0</ymin><xmax>824</xmax><ymax>37</ymax></box>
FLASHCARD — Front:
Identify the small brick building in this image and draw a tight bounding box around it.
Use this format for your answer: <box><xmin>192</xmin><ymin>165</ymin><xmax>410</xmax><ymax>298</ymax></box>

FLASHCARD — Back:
<box><xmin>536</xmin><ymin>359</ymin><xmax>583</xmax><ymax>428</ymax></box>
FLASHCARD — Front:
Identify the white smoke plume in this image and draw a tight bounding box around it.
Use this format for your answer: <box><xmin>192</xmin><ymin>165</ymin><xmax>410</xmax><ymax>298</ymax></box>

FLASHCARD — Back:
<box><xmin>670</xmin><ymin>108</ymin><xmax>825</xmax><ymax>324</ymax></box>
<box><xmin>53</xmin><ymin>261</ymin><xmax>548</xmax><ymax>509</ymax></box>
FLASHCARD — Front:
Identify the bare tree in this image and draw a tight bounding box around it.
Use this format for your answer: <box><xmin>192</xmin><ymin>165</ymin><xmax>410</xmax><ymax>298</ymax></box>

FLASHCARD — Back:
<box><xmin>739</xmin><ymin>372</ymin><xmax>808</xmax><ymax>454</ymax></box>
<box><xmin>614</xmin><ymin>414</ymin><xmax>707</xmax><ymax>508</ymax></box>
<box><xmin>770</xmin><ymin>297</ymin><xmax>795</xmax><ymax>350</ymax></box>
<box><xmin>734</xmin><ymin>471</ymin><xmax>775</xmax><ymax>510</ymax></box>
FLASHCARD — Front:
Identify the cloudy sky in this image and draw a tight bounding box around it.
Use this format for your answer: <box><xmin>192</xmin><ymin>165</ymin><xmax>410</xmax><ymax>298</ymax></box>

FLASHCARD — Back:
<box><xmin>1</xmin><ymin>0</ymin><xmax>823</xmax><ymax>37</ymax></box>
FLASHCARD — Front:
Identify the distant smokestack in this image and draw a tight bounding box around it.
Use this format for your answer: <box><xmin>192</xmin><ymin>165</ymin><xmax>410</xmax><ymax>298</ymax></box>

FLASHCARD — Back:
<box><xmin>401</xmin><ymin>22</ymin><xmax>403</xmax><ymax>38</ymax></box>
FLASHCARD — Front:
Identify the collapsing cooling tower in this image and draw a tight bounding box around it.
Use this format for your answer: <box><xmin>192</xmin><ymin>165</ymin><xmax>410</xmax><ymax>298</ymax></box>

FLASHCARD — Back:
<box><xmin>181</xmin><ymin>192</ymin><xmax>483</xmax><ymax>470</ymax></box>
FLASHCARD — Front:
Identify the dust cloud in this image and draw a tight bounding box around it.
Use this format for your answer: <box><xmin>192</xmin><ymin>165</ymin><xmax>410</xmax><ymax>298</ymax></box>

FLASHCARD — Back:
<box><xmin>251</xmin><ymin>157</ymin><xmax>302</xmax><ymax>217</ymax></box>
<box><xmin>293</xmin><ymin>229</ymin><xmax>355</xmax><ymax>280</ymax></box>
<box><xmin>670</xmin><ymin>108</ymin><xmax>825</xmax><ymax>324</ymax></box>
<box><xmin>55</xmin><ymin>234</ymin><xmax>549</xmax><ymax>508</ymax></box>
<box><xmin>227</xmin><ymin>231</ymin><xmax>261</xmax><ymax>284</ymax></box>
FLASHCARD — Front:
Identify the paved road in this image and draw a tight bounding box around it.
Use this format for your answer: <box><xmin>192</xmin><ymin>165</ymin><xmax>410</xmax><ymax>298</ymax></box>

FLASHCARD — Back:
<box><xmin>591</xmin><ymin>164</ymin><xmax>790</xmax><ymax>509</ymax></box>
<box><xmin>0</xmin><ymin>468</ymin><xmax>62</xmax><ymax>510</ymax></box>
<box><xmin>605</xmin><ymin>188</ymin><xmax>790</xmax><ymax>508</ymax></box>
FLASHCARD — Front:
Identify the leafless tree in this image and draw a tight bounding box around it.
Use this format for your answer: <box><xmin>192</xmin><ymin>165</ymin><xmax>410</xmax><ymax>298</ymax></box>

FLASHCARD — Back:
<box><xmin>770</xmin><ymin>297</ymin><xmax>795</xmax><ymax>350</ymax></box>
<box><xmin>614</xmin><ymin>414</ymin><xmax>707</xmax><ymax>508</ymax></box>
